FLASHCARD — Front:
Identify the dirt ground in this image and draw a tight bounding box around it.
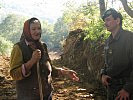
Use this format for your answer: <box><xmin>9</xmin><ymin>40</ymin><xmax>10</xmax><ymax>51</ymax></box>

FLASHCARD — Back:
<box><xmin>0</xmin><ymin>53</ymin><xmax>95</xmax><ymax>100</ymax></box>
<box><xmin>0</xmin><ymin>77</ymin><xmax>94</xmax><ymax>100</ymax></box>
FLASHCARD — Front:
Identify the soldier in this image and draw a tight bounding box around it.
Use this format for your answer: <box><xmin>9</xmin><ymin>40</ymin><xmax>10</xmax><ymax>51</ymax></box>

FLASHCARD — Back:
<box><xmin>101</xmin><ymin>8</ymin><xmax>133</xmax><ymax>100</ymax></box>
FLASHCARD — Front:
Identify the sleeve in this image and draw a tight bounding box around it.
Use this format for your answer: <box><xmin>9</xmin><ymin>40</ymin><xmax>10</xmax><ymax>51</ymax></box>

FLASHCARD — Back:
<box><xmin>51</xmin><ymin>66</ymin><xmax>60</xmax><ymax>77</ymax></box>
<box><xmin>123</xmin><ymin>32</ymin><xmax>133</xmax><ymax>93</ymax></box>
<box><xmin>10</xmin><ymin>44</ymin><xmax>30</xmax><ymax>80</ymax></box>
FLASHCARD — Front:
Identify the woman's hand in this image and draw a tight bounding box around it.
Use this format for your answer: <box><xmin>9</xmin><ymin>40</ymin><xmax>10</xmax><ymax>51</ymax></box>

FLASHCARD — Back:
<box><xmin>31</xmin><ymin>49</ymin><xmax>41</xmax><ymax>63</ymax></box>
<box><xmin>24</xmin><ymin>49</ymin><xmax>41</xmax><ymax>72</ymax></box>
<box><xmin>60</xmin><ymin>69</ymin><xmax>79</xmax><ymax>81</ymax></box>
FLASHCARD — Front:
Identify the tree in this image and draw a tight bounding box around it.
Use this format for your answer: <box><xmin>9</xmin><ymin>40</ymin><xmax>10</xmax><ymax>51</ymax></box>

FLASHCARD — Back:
<box><xmin>120</xmin><ymin>0</ymin><xmax>133</xmax><ymax>18</ymax></box>
<box><xmin>99</xmin><ymin>0</ymin><xmax>133</xmax><ymax>18</ymax></box>
<box><xmin>0</xmin><ymin>14</ymin><xmax>26</xmax><ymax>43</ymax></box>
<box><xmin>53</xmin><ymin>18</ymin><xmax>69</xmax><ymax>49</ymax></box>
<box><xmin>99</xmin><ymin>0</ymin><xmax>106</xmax><ymax>17</ymax></box>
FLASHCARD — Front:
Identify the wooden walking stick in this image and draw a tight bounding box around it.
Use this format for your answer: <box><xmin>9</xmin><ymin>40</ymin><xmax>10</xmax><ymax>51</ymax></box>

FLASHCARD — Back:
<box><xmin>29</xmin><ymin>44</ymin><xmax>44</xmax><ymax>100</ymax></box>
<box><xmin>37</xmin><ymin>61</ymin><xmax>43</xmax><ymax>100</ymax></box>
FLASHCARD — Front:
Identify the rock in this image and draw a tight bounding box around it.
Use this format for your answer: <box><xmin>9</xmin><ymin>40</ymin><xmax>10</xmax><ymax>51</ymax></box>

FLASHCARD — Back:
<box><xmin>60</xmin><ymin>29</ymin><xmax>106</xmax><ymax>97</ymax></box>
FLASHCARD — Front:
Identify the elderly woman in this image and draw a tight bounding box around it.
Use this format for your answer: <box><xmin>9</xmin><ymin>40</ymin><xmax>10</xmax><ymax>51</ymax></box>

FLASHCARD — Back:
<box><xmin>10</xmin><ymin>17</ymin><xmax>79</xmax><ymax>100</ymax></box>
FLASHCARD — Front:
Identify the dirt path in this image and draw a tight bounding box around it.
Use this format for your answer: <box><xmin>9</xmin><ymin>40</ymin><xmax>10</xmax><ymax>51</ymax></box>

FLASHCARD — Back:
<box><xmin>52</xmin><ymin>78</ymin><xmax>94</xmax><ymax>100</ymax></box>
<box><xmin>0</xmin><ymin>78</ymin><xmax>94</xmax><ymax>100</ymax></box>
<box><xmin>0</xmin><ymin>53</ymin><xmax>94</xmax><ymax>100</ymax></box>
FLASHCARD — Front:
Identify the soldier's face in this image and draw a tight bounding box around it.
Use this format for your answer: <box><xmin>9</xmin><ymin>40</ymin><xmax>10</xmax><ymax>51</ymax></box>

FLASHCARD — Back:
<box><xmin>104</xmin><ymin>15</ymin><xmax>120</xmax><ymax>32</ymax></box>
<box><xmin>30</xmin><ymin>21</ymin><xmax>41</xmax><ymax>40</ymax></box>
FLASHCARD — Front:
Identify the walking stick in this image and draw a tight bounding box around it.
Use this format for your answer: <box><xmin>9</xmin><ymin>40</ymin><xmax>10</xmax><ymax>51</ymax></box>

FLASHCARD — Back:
<box><xmin>37</xmin><ymin>61</ymin><xmax>43</xmax><ymax>100</ymax></box>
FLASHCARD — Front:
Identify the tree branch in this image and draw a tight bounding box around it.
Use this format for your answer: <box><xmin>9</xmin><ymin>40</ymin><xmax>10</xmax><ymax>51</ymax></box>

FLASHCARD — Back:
<box><xmin>120</xmin><ymin>0</ymin><xmax>133</xmax><ymax>18</ymax></box>
<box><xmin>99</xmin><ymin>0</ymin><xmax>106</xmax><ymax>17</ymax></box>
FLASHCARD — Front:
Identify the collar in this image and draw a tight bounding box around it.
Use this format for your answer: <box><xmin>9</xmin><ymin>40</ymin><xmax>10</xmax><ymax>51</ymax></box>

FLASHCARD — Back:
<box><xmin>25</xmin><ymin>39</ymin><xmax>30</xmax><ymax>46</ymax></box>
<box><xmin>109</xmin><ymin>27</ymin><xmax>123</xmax><ymax>42</ymax></box>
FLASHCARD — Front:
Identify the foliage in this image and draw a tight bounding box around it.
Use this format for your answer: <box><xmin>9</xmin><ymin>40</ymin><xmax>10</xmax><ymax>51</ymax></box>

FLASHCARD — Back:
<box><xmin>53</xmin><ymin>18</ymin><xmax>69</xmax><ymax>49</ymax></box>
<box><xmin>41</xmin><ymin>18</ymin><xmax>69</xmax><ymax>50</ymax></box>
<box><xmin>0</xmin><ymin>35</ymin><xmax>13</xmax><ymax>56</ymax></box>
<box><xmin>62</xmin><ymin>1</ymin><xmax>133</xmax><ymax>42</ymax></box>
<box><xmin>0</xmin><ymin>14</ymin><xmax>27</xmax><ymax>43</ymax></box>
<box><xmin>41</xmin><ymin>21</ymin><xmax>54</xmax><ymax>48</ymax></box>
<box><xmin>120</xmin><ymin>9</ymin><xmax>133</xmax><ymax>31</ymax></box>
<box><xmin>62</xmin><ymin>2</ymin><xmax>110</xmax><ymax>42</ymax></box>
<box><xmin>62</xmin><ymin>3</ymin><xmax>88</xmax><ymax>31</ymax></box>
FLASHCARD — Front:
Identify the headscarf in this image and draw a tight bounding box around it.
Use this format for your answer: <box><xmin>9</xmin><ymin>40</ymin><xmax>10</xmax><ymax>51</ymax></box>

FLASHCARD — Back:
<box><xmin>20</xmin><ymin>17</ymin><xmax>44</xmax><ymax>56</ymax></box>
<box><xmin>20</xmin><ymin>17</ymin><xmax>41</xmax><ymax>42</ymax></box>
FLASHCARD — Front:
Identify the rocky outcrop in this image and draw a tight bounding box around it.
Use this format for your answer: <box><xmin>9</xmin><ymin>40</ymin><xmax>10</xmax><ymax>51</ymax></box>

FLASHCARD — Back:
<box><xmin>61</xmin><ymin>29</ymin><xmax>105</xmax><ymax>92</ymax></box>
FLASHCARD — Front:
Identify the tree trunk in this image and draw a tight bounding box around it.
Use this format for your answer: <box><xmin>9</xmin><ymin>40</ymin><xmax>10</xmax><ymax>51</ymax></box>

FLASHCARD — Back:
<box><xmin>99</xmin><ymin>0</ymin><xmax>106</xmax><ymax>17</ymax></box>
<box><xmin>120</xmin><ymin>0</ymin><xmax>133</xmax><ymax>18</ymax></box>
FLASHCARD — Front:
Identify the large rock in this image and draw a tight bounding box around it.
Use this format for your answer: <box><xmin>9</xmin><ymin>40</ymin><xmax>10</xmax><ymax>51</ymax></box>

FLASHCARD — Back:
<box><xmin>61</xmin><ymin>29</ymin><xmax>105</xmax><ymax>94</ymax></box>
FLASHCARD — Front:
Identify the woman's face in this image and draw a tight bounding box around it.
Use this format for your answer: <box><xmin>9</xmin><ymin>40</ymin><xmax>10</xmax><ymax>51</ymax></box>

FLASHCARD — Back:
<box><xmin>30</xmin><ymin>20</ymin><xmax>41</xmax><ymax>40</ymax></box>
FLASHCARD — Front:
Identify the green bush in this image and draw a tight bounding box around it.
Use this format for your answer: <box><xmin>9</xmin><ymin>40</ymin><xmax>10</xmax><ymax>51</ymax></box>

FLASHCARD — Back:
<box><xmin>0</xmin><ymin>35</ymin><xmax>13</xmax><ymax>56</ymax></box>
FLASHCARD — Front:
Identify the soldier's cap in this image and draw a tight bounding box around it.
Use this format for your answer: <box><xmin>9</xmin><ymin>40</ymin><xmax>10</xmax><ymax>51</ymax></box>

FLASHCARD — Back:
<box><xmin>102</xmin><ymin>8</ymin><xmax>123</xmax><ymax>21</ymax></box>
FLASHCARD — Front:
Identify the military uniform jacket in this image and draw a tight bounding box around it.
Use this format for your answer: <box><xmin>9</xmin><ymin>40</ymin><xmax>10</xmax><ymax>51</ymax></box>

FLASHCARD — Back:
<box><xmin>101</xmin><ymin>28</ymin><xmax>133</xmax><ymax>93</ymax></box>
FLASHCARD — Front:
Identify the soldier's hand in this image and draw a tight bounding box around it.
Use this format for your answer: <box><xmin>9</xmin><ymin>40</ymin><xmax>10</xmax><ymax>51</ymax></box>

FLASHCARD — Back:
<box><xmin>31</xmin><ymin>49</ymin><xmax>41</xmax><ymax>63</ymax></box>
<box><xmin>101</xmin><ymin>74</ymin><xmax>111</xmax><ymax>86</ymax></box>
<box><xmin>116</xmin><ymin>89</ymin><xmax>129</xmax><ymax>100</ymax></box>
